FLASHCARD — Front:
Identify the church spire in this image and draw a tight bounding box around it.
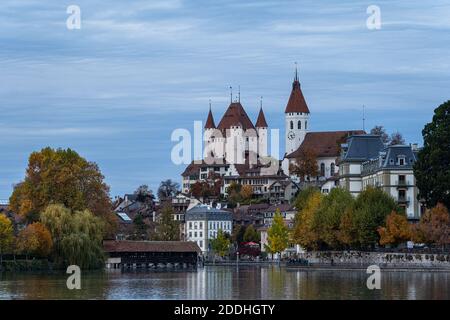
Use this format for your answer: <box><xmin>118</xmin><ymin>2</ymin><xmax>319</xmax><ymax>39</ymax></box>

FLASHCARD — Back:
<box><xmin>256</xmin><ymin>97</ymin><xmax>268</xmax><ymax>128</ymax></box>
<box><xmin>285</xmin><ymin>63</ymin><xmax>310</xmax><ymax>114</ymax></box>
<box><xmin>205</xmin><ymin>100</ymin><xmax>216</xmax><ymax>129</ymax></box>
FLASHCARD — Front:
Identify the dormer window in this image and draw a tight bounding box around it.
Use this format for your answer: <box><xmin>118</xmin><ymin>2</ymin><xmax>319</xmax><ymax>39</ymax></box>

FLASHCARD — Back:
<box><xmin>397</xmin><ymin>156</ymin><xmax>406</xmax><ymax>166</ymax></box>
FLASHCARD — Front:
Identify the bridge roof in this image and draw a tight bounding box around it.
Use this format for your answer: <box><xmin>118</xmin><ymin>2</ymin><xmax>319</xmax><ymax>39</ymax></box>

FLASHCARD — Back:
<box><xmin>103</xmin><ymin>240</ymin><xmax>201</xmax><ymax>253</ymax></box>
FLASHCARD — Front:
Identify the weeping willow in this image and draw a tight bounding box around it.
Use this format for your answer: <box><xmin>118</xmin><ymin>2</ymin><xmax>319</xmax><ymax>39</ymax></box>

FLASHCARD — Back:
<box><xmin>41</xmin><ymin>204</ymin><xmax>106</xmax><ymax>269</ymax></box>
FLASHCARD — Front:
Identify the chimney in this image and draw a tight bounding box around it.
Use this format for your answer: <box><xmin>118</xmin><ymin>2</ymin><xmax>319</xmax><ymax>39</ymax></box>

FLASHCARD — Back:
<box><xmin>411</xmin><ymin>143</ymin><xmax>419</xmax><ymax>151</ymax></box>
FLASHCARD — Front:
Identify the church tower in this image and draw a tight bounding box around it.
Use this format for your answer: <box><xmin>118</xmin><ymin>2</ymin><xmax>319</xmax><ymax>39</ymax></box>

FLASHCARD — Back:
<box><xmin>284</xmin><ymin>66</ymin><xmax>310</xmax><ymax>155</ymax></box>
<box><xmin>255</xmin><ymin>100</ymin><xmax>268</xmax><ymax>157</ymax></box>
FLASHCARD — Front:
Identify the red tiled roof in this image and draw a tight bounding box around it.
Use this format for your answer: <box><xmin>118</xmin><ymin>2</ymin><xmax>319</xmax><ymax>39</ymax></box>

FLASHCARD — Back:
<box><xmin>103</xmin><ymin>240</ymin><xmax>201</xmax><ymax>253</ymax></box>
<box><xmin>286</xmin><ymin>130</ymin><xmax>366</xmax><ymax>159</ymax></box>
<box><xmin>255</xmin><ymin>107</ymin><xmax>268</xmax><ymax>128</ymax></box>
<box><xmin>284</xmin><ymin>80</ymin><xmax>310</xmax><ymax>114</ymax></box>
<box><xmin>205</xmin><ymin>108</ymin><xmax>216</xmax><ymax>129</ymax></box>
<box><xmin>217</xmin><ymin>102</ymin><xmax>256</xmax><ymax>132</ymax></box>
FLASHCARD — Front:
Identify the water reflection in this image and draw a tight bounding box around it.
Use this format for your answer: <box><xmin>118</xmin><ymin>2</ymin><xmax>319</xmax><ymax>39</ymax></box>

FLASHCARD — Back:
<box><xmin>1</xmin><ymin>266</ymin><xmax>449</xmax><ymax>300</ymax></box>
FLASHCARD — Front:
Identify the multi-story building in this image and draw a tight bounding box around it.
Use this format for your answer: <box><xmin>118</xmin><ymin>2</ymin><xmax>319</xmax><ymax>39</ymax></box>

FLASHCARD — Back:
<box><xmin>338</xmin><ymin>134</ymin><xmax>385</xmax><ymax>196</ymax></box>
<box><xmin>185</xmin><ymin>204</ymin><xmax>233</xmax><ymax>254</ymax></box>
<box><xmin>361</xmin><ymin>144</ymin><xmax>424</xmax><ymax>220</ymax></box>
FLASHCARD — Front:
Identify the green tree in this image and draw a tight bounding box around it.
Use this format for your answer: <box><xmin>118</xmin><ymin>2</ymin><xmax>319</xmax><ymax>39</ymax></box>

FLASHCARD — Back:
<box><xmin>243</xmin><ymin>225</ymin><xmax>260</xmax><ymax>243</ymax></box>
<box><xmin>9</xmin><ymin>147</ymin><xmax>117</xmax><ymax>235</ymax></box>
<box><xmin>40</xmin><ymin>204</ymin><xmax>106</xmax><ymax>269</ymax></box>
<box><xmin>231</xmin><ymin>225</ymin><xmax>246</xmax><ymax>246</ymax></box>
<box><xmin>267</xmin><ymin>209</ymin><xmax>289</xmax><ymax>259</ymax></box>
<box><xmin>131</xmin><ymin>214</ymin><xmax>149</xmax><ymax>240</ymax></box>
<box><xmin>315</xmin><ymin>188</ymin><xmax>354</xmax><ymax>249</ymax></box>
<box><xmin>414</xmin><ymin>100</ymin><xmax>450</xmax><ymax>209</ymax></box>
<box><xmin>0</xmin><ymin>214</ymin><xmax>14</xmax><ymax>264</ymax></box>
<box><xmin>353</xmin><ymin>187</ymin><xmax>398</xmax><ymax>249</ymax></box>
<box><xmin>293</xmin><ymin>186</ymin><xmax>319</xmax><ymax>213</ymax></box>
<box><xmin>210</xmin><ymin>228</ymin><xmax>231</xmax><ymax>258</ymax></box>
<box><xmin>153</xmin><ymin>205</ymin><xmax>180</xmax><ymax>241</ymax></box>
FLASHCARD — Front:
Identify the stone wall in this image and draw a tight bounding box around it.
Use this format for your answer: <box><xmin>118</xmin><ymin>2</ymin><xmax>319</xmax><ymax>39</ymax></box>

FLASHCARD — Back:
<box><xmin>298</xmin><ymin>251</ymin><xmax>450</xmax><ymax>269</ymax></box>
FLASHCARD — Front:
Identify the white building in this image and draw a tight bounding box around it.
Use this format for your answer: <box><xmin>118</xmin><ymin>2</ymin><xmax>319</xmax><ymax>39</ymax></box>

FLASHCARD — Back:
<box><xmin>338</xmin><ymin>134</ymin><xmax>385</xmax><ymax>196</ymax></box>
<box><xmin>361</xmin><ymin>144</ymin><xmax>424</xmax><ymax>220</ymax></box>
<box><xmin>185</xmin><ymin>204</ymin><xmax>233</xmax><ymax>254</ymax></box>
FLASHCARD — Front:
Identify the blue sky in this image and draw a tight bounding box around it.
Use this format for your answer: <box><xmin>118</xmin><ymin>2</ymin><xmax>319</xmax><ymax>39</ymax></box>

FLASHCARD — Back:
<box><xmin>0</xmin><ymin>0</ymin><xmax>449</xmax><ymax>200</ymax></box>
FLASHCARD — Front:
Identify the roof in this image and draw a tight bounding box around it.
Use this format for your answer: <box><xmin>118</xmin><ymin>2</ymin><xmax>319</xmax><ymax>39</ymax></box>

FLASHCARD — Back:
<box><xmin>255</xmin><ymin>107</ymin><xmax>268</xmax><ymax>128</ymax></box>
<box><xmin>103</xmin><ymin>240</ymin><xmax>201</xmax><ymax>253</ymax></box>
<box><xmin>185</xmin><ymin>204</ymin><xmax>232</xmax><ymax>221</ymax></box>
<box><xmin>362</xmin><ymin>145</ymin><xmax>417</xmax><ymax>174</ymax></box>
<box><xmin>205</xmin><ymin>108</ymin><xmax>216</xmax><ymax>129</ymax></box>
<box><xmin>286</xmin><ymin>130</ymin><xmax>365</xmax><ymax>159</ymax></box>
<box><xmin>284</xmin><ymin>79</ymin><xmax>310</xmax><ymax>114</ymax></box>
<box><xmin>265</xmin><ymin>203</ymin><xmax>295</xmax><ymax>212</ymax></box>
<box><xmin>341</xmin><ymin>134</ymin><xmax>385</xmax><ymax>162</ymax></box>
<box><xmin>217</xmin><ymin>102</ymin><xmax>256</xmax><ymax>132</ymax></box>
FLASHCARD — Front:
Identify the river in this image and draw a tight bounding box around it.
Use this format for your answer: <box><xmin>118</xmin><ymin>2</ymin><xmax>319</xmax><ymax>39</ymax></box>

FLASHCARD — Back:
<box><xmin>1</xmin><ymin>265</ymin><xmax>449</xmax><ymax>299</ymax></box>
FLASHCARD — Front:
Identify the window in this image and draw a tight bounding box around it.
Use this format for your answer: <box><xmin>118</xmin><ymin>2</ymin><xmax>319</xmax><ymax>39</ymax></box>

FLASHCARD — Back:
<box><xmin>290</xmin><ymin>121</ymin><xmax>293</xmax><ymax>130</ymax></box>
<box><xmin>189</xmin><ymin>222</ymin><xmax>192</xmax><ymax>229</ymax></box>
<box><xmin>305</xmin><ymin>121</ymin><xmax>307</xmax><ymax>130</ymax></box>
<box><xmin>330</xmin><ymin>163</ymin><xmax>335</xmax><ymax>176</ymax></box>
<box><xmin>199</xmin><ymin>241</ymin><xmax>203</xmax><ymax>248</ymax></box>
<box><xmin>320</xmin><ymin>163</ymin><xmax>325</xmax><ymax>177</ymax></box>
<box><xmin>199</xmin><ymin>222</ymin><xmax>203</xmax><ymax>229</ymax></box>
<box><xmin>194</xmin><ymin>232</ymin><xmax>197</xmax><ymax>237</ymax></box>
<box><xmin>298</xmin><ymin>121</ymin><xmax>301</xmax><ymax>129</ymax></box>
<box><xmin>199</xmin><ymin>231</ymin><xmax>202</xmax><ymax>237</ymax></box>
<box><xmin>189</xmin><ymin>232</ymin><xmax>192</xmax><ymax>237</ymax></box>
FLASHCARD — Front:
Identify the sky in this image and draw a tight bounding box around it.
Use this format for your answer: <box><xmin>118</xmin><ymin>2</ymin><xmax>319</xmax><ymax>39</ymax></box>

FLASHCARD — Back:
<box><xmin>0</xmin><ymin>0</ymin><xmax>449</xmax><ymax>200</ymax></box>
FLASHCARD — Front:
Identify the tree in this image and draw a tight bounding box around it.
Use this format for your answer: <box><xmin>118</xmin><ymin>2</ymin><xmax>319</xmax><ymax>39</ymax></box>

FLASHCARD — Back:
<box><xmin>289</xmin><ymin>148</ymin><xmax>319</xmax><ymax>181</ymax></box>
<box><xmin>267</xmin><ymin>209</ymin><xmax>289</xmax><ymax>259</ymax></box>
<box><xmin>134</xmin><ymin>185</ymin><xmax>155</xmax><ymax>204</ymax></box>
<box><xmin>314</xmin><ymin>188</ymin><xmax>354</xmax><ymax>249</ymax></box>
<box><xmin>414</xmin><ymin>100</ymin><xmax>450</xmax><ymax>209</ymax></box>
<box><xmin>243</xmin><ymin>225</ymin><xmax>260</xmax><ymax>243</ymax></box>
<box><xmin>210</xmin><ymin>228</ymin><xmax>231</xmax><ymax>258</ymax></box>
<box><xmin>370</xmin><ymin>125</ymin><xmax>389</xmax><ymax>144</ymax></box>
<box><xmin>377</xmin><ymin>211</ymin><xmax>411</xmax><ymax>246</ymax></box>
<box><xmin>231</xmin><ymin>225</ymin><xmax>246</xmax><ymax>246</ymax></box>
<box><xmin>131</xmin><ymin>214</ymin><xmax>149</xmax><ymax>240</ymax></box>
<box><xmin>389</xmin><ymin>131</ymin><xmax>405</xmax><ymax>146</ymax></box>
<box><xmin>338</xmin><ymin>208</ymin><xmax>358</xmax><ymax>248</ymax></box>
<box><xmin>190</xmin><ymin>181</ymin><xmax>203</xmax><ymax>199</ymax></box>
<box><xmin>412</xmin><ymin>203</ymin><xmax>450</xmax><ymax>248</ymax></box>
<box><xmin>0</xmin><ymin>214</ymin><xmax>14</xmax><ymax>264</ymax></box>
<box><xmin>16</xmin><ymin>222</ymin><xmax>53</xmax><ymax>258</ymax></box>
<box><xmin>153</xmin><ymin>205</ymin><xmax>180</xmax><ymax>241</ymax></box>
<box><xmin>40</xmin><ymin>204</ymin><xmax>106</xmax><ymax>269</ymax></box>
<box><xmin>292</xmin><ymin>191</ymin><xmax>322</xmax><ymax>250</ymax></box>
<box><xmin>353</xmin><ymin>187</ymin><xmax>398</xmax><ymax>249</ymax></box>
<box><xmin>9</xmin><ymin>147</ymin><xmax>117</xmax><ymax>235</ymax></box>
<box><xmin>293</xmin><ymin>186</ymin><xmax>318</xmax><ymax>213</ymax></box>
<box><xmin>157</xmin><ymin>179</ymin><xmax>180</xmax><ymax>200</ymax></box>
<box><xmin>240</xmin><ymin>185</ymin><xmax>253</xmax><ymax>201</ymax></box>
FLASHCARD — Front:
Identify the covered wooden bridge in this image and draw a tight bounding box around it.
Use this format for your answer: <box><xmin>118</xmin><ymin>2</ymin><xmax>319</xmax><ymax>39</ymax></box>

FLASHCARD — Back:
<box><xmin>103</xmin><ymin>240</ymin><xmax>202</xmax><ymax>269</ymax></box>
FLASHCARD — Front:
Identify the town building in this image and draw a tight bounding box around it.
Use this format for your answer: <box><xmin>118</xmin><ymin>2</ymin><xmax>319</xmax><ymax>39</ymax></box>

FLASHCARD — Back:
<box><xmin>361</xmin><ymin>144</ymin><xmax>424</xmax><ymax>220</ymax></box>
<box><xmin>185</xmin><ymin>204</ymin><xmax>233</xmax><ymax>254</ymax></box>
<box><xmin>338</xmin><ymin>134</ymin><xmax>385</xmax><ymax>196</ymax></box>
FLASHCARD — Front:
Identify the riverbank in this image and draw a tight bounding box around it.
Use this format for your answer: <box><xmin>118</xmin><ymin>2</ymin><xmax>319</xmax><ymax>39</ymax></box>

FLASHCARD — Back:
<box><xmin>205</xmin><ymin>251</ymin><xmax>450</xmax><ymax>271</ymax></box>
<box><xmin>0</xmin><ymin>259</ymin><xmax>54</xmax><ymax>272</ymax></box>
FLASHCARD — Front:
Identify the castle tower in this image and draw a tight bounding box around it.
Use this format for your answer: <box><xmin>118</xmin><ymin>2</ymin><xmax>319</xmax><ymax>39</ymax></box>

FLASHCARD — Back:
<box><xmin>284</xmin><ymin>66</ymin><xmax>310</xmax><ymax>155</ymax></box>
<box><xmin>255</xmin><ymin>102</ymin><xmax>268</xmax><ymax>158</ymax></box>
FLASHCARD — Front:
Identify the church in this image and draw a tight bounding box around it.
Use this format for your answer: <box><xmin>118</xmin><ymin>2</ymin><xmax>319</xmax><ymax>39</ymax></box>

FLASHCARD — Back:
<box><xmin>181</xmin><ymin>68</ymin><xmax>364</xmax><ymax>201</ymax></box>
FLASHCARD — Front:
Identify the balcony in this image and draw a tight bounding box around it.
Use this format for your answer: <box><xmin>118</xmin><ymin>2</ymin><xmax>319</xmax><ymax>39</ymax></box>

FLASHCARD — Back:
<box><xmin>397</xmin><ymin>196</ymin><xmax>410</xmax><ymax>204</ymax></box>
<box><xmin>396</xmin><ymin>180</ymin><xmax>411</xmax><ymax>188</ymax></box>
